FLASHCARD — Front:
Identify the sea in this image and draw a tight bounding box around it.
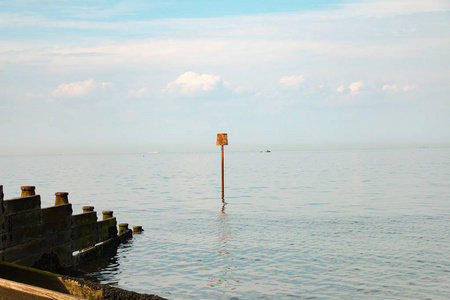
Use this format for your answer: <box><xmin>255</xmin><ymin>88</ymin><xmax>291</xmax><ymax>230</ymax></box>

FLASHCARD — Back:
<box><xmin>1</xmin><ymin>149</ymin><xmax>449</xmax><ymax>299</ymax></box>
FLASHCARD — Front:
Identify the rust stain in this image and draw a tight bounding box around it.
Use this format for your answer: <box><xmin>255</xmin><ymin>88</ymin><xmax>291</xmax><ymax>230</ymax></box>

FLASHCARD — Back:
<box><xmin>216</xmin><ymin>133</ymin><xmax>228</xmax><ymax>145</ymax></box>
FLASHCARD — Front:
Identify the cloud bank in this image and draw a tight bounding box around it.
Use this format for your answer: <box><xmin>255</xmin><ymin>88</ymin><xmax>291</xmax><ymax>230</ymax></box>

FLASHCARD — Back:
<box><xmin>52</xmin><ymin>79</ymin><xmax>112</xmax><ymax>98</ymax></box>
<box><xmin>278</xmin><ymin>75</ymin><xmax>305</xmax><ymax>90</ymax></box>
<box><xmin>0</xmin><ymin>0</ymin><xmax>448</xmax><ymax>155</ymax></box>
<box><xmin>165</xmin><ymin>71</ymin><xmax>223</xmax><ymax>96</ymax></box>
<box><xmin>349</xmin><ymin>81</ymin><xmax>365</xmax><ymax>95</ymax></box>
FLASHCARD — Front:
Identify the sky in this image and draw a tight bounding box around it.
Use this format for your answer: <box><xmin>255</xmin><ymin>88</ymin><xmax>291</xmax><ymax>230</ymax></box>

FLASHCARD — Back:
<box><xmin>0</xmin><ymin>0</ymin><xmax>449</xmax><ymax>155</ymax></box>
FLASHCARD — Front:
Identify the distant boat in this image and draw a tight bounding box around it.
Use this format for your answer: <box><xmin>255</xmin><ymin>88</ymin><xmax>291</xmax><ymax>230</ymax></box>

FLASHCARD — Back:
<box><xmin>147</xmin><ymin>151</ymin><xmax>159</xmax><ymax>154</ymax></box>
<box><xmin>261</xmin><ymin>150</ymin><xmax>271</xmax><ymax>153</ymax></box>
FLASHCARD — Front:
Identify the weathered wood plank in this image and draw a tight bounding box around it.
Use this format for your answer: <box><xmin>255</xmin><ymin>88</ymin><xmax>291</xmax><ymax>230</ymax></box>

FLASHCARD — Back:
<box><xmin>3</xmin><ymin>238</ymin><xmax>42</xmax><ymax>262</ymax></box>
<box><xmin>40</xmin><ymin>218</ymin><xmax>71</xmax><ymax>236</ymax></box>
<box><xmin>41</xmin><ymin>204</ymin><xmax>72</xmax><ymax>223</ymax></box>
<box><xmin>5</xmin><ymin>209</ymin><xmax>41</xmax><ymax>231</ymax></box>
<box><xmin>3</xmin><ymin>195</ymin><xmax>41</xmax><ymax>214</ymax></box>
<box><xmin>4</xmin><ymin>225</ymin><xmax>40</xmax><ymax>248</ymax></box>
<box><xmin>96</xmin><ymin>218</ymin><xmax>117</xmax><ymax>243</ymax></box>
<box><xmin>71</xmin><ymin>212</ymin><xmax>97</xmax><ymax>227</ymax></box>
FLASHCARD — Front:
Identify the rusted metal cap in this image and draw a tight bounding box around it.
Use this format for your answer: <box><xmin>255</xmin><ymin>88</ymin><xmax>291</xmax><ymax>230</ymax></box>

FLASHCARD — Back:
<box><xmin>82</xmin><ymin>206</ymin><xmax>95</xmax><ymax>212</ymax></box>
<box><xmin>133</xmin><ymin>226</ymin><xmax>144</xmax><ymax>233</ymax></box>
<box><xmin>118</xmin><ymin>223</ymin><xmax>129</xmax><ymax>235</ymax></box>
<box><xmin>55</xmin><ymin>192</ymin><xmax>69</xmax><ymax>206</ymax></box>
<box><xmin>21</xmin><ymin>186</ymin><xmax>36</xmax><ymax>191</ymax></box>
<box><xmin>102</xmin><ymin>210</ymin><xmax>114</xmax><ymax>220</ymax></box>
<box><xmin>55</xmin><ymin>192</ymin><xmax>69</xmax><ymax>196</ymax></box>
<box><xmin>20</xmin><ymin>186</ymin><xmax>36</xmax><ymax>197</ymax></box>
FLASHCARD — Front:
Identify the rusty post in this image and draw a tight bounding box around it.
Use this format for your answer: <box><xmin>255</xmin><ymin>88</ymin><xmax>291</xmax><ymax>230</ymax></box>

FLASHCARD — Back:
<box><xmin>82</xmin><ymin>206</ymin><xmax>94</xmax><ymax>213</ymax></box>
<box><xmin>20</xmin><ymin>186</ymin><xmax>36</xmax><ymax>197</ymax></box>
<box><xmin>119</xmin><ymin>223</ymin><xmax>129</xmax><ymax>235</ymax></box>
<box><xmin>216</xmin><ymin>133</ymin><xmax>228</xmax><ymax>201</ymax></box>
<box><xmin>133</xmin><ymin>226</ymin><xmax>144</xmax><ymax>233</ymax></box>
<box><xmin>55</xmin><ymin>192</ymin><xmax>69</xmax><ymax>206</ymax></box>
<box><xmin>221</xmin><ymin>145</ymin><xmax>224</xmax><ymax>199</ymax></box>
<box><xmin>102</xmin><ymin>210</ymin><xmax>114</xmax><ymax>220</ymax></box>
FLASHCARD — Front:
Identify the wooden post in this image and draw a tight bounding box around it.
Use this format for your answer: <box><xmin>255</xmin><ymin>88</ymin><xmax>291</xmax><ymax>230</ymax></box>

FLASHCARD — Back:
<box><xmin>20</xmin><ymin>186</ymin><xmax>35</xmax><ymax>197</ymax></box>
<box><xmin>82</xmin><ymin>206</ymin><xmax>94</xmax><ymax>213</ymax></box>
<box><xmin>55</xmin><ymin>192</ymin><xmax>69</xmax><ymax>206</ymax></box>
<box><xmin>119</xmin><ymin>223</ymin><xmax>129</xmax><ymax>235</ymax></box>
<box><xmin>102</xmin><ymin>210</ymin><xmax>114</xmax><ymax>220</ymax></box>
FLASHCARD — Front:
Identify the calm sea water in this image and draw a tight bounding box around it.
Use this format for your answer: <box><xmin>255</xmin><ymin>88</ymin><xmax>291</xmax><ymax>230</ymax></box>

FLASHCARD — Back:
<box><xmin>1</xmin><ymin>149</ymin><xmax>449</xmax><ymax>299</ymax></box>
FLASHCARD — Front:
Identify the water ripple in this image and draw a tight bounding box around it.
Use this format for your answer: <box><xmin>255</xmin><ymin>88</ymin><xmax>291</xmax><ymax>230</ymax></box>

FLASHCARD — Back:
<box><xmin>1</xmin><ymin>150</ymin><xmax>450</xmax><ymax>299</ymax></box>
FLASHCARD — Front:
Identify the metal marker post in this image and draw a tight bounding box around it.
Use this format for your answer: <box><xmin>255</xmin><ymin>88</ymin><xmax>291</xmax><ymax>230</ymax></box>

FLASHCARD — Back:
<box><xmin>216</xmin><ymin>133</ymin><xmax>228</xmax><ymax>200</ymax></box>
<box><xmin>220</xmin><ymin>145</ymin><xmax>225</xmax><ymax>200</ymax></box>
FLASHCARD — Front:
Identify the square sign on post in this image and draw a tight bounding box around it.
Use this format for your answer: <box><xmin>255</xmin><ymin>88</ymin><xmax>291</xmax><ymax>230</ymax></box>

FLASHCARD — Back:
<box><xmin>217</xmin><ymin>133</ymin><xmax>228</xmax><ymax>201</ymax></box>
<box><xmin>216</xmin><ymin>133</ymin><xmax>228</xmax><ymax>145</ymax></box>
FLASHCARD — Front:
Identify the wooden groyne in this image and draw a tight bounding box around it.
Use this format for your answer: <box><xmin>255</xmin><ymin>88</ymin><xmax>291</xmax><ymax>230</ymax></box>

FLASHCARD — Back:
<box><xmin>0</xmin><ymin>184</ymin><xmax>167</xmax><ymax>299</ymax></box>
<box><xmin>0</xmin><ymin>185</ymin><xmax>132</xmax><ymax>271</ymax></box>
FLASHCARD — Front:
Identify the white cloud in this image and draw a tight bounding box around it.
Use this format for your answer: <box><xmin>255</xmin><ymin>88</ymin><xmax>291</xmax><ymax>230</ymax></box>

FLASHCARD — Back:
<box><xmin>128</xmin><ymin>87</ymin><xmax>149</xmax><ymax>98</ymax></box>
<box><xmin>382</xmin><ymin>84</ymin><xmax>399</xmax><ymax>93</ymax></box>
<box><xmin>165</xmin><ymin>71</ymin><xmax>222</xmax><ymax>96</ymax></box>
<box><xmin>403</xmin><ymin>85</ymin><xmax>418</xmax><ymax>91</ymax></box>
<box><xmin>349</xmin><ymin>81</ymin><xmax>365</xmax><ymax>95</ymax></box>
<box><xmin>278</xmin><ymin>75</ymin><xmax>305</xmax><ymax>89</ymax></box>
<box><xmin>336</xmin><ymin>85</ymin><xmax>345</xmax><ymax>92</ymax></box>
<box><xmin>52</xmin><ymin>79</ymin><xmax>112</xmax><ymax>98</ymax></box>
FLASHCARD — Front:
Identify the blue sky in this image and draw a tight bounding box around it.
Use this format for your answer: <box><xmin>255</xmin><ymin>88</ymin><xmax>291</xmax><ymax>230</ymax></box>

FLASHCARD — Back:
<box><xmin>0</xmin><ymin>0</ymin><xmax>449</xmax><ymax>155</ymax></box>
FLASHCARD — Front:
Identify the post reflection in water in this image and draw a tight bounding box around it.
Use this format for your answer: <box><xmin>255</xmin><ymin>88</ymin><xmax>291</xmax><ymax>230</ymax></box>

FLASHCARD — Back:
<box><xmin>207</xmin><ymin>199</ymin><xmax>240</xmax><ymax>292</ymax></box>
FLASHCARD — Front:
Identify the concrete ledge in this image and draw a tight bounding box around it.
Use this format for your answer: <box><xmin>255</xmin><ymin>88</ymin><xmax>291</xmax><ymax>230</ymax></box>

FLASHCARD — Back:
<box><xmin>0</xmin><ymin>278</ymin><xmax>82</xmax><ymax>300</ymax></box>
<box><xmin>0</xmin><ymin>261</ymin><xmax>75</xmax><ymax>294</ymax></box>
<box><xmin>0</xmin><ymin>261</ymin><xmax>167</xmax><ymax>300</ymax></box>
